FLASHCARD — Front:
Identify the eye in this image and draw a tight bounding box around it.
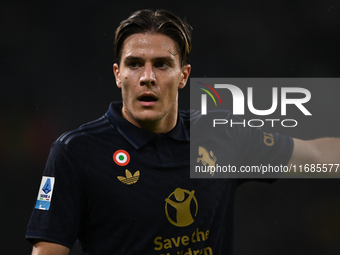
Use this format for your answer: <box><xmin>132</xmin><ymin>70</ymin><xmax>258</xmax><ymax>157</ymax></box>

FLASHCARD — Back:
<box><xmin>128</xmin><ymin>61</ymin><xmax>142</xmax><ymax>69</ymax></box>
<box><xmin>155</xmin><ymin>62</ymin><xmax>169</xmax><ymax>69</ymax></box>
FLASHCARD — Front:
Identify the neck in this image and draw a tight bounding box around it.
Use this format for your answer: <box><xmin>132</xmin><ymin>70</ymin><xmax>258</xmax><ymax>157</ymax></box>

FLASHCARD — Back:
<box><xmin>139</xmin><ymin>116</ymin><xmax>177</xmax><ymax>134</ymax></box>
<box><xmin>121</xmin><ymin>105</ymin><xmax>178</xmax><ymax>134</ymax></box>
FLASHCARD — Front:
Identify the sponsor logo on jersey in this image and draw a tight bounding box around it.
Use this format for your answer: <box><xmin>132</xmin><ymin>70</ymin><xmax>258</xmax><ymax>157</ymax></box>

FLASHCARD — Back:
<box><xmin>117</xmin><ymin>169</ymin><xmax>140</xmax><ymax>185</ymax></box>
<box><xmin>35</xmin><ymin>176</ymin><xmax>55</xmax><ymax>210</ymax></box>
<box><xmin>113</xmin><ymin>149</ymin><xmax>130</xmax><ymax>166</ymax></box>
<box><xmin>165</xmin><ymin>188</ymin><xmax>198</xmax><ymax>227</ymax></box>
<box><xmin>155</xmin><ymin>190</ymin><xmax>214</xmax><ymax>254</ymax></box>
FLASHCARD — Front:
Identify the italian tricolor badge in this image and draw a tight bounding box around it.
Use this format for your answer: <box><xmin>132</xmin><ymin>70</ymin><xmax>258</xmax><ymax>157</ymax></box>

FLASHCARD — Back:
<box><xmin>113</xmin><ymin>150</ymin><xmax>130</xmax><ymax>166</ymax></box>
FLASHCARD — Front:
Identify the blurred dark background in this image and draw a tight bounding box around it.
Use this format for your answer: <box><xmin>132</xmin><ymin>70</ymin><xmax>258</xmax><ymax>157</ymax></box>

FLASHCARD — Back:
<box><xmin>1</xmin><ymin>0</ymin><xmax>340</xmax><ymax>254</ymax></box>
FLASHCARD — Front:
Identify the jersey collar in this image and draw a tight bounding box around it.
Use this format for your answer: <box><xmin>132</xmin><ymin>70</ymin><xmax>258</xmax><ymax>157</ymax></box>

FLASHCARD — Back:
<box><xmin>105</xmin><ymin>101</ymin><xmax>189</xmax><ymax>149</ymax></box>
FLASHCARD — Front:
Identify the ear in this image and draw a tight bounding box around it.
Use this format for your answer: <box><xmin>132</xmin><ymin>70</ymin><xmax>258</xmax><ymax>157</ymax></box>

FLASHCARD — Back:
<box><xmin>113</xmin><ymin>63</ymin><xmax>121</xmax><ymax>89</ymax></box>
<box><xmin>178</xmin><ymin>64</ymin><xmax>191</xmax><ymax>89</ymax></box>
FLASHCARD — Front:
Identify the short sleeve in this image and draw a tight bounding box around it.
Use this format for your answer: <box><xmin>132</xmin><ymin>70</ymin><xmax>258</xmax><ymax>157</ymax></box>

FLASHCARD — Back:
<box><xmin>26</xmin><ymin>141</ymin><xmax>87</xmax><ymax>248</ymax></box>
<box><xmin>231</xmin><ymin>116</ymin><xmax>294</xmax><ymax>167</ymax></box>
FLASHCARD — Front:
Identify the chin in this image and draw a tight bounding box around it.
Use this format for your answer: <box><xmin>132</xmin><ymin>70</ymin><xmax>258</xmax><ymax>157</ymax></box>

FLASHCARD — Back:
<box><xmin>135</xmin><ymin>114</ymin><xmax>162</xmax><ymax>124</ymax></box>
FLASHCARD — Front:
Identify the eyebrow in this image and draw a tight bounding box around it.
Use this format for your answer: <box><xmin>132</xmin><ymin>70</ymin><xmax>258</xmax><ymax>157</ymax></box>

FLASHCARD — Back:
<box><xmin>123</xmin><ymin>56</ymin><xmax>176</xmax><ymax>64</ymax></box>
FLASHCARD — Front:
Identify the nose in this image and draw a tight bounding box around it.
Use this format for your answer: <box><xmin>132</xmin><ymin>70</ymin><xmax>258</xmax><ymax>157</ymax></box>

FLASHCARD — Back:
<box><xmin>139</xmin><ymin>63</ymin><xmax>156</xmax><ymax>86</ymax></box>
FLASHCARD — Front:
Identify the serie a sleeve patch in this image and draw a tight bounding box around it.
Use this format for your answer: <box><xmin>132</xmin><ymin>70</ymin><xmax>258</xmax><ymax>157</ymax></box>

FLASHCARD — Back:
<box><xmin>34</xmin><ymin>176</ymin><xmax>55</xmax><ymax>210</ymax></box>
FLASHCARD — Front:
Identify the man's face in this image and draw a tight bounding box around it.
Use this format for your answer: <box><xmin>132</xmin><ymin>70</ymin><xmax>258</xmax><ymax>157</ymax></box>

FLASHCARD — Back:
<box><xmin>113</xmin><ymin>33</ymin><xmax>191</xmax><ymax>133</ymax></box>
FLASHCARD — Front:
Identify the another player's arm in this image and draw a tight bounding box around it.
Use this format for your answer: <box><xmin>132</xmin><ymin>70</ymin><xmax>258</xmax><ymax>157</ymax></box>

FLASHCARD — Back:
<box><xmin>288</xmin><ymin>137</ymin><xmax>340</xmax><ymax>175</ymax></box>
<box><xmin>32</xmin><ymin>240</ymin><xmax>70</xmax><ymax>255</ymax></box>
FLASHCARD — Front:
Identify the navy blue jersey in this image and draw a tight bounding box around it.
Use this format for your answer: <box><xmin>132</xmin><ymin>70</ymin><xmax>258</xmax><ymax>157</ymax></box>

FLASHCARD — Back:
<box><xmin>26</xmin><ymin>101</ymin><xmax>293</xmax><ymax>255</ymax></box>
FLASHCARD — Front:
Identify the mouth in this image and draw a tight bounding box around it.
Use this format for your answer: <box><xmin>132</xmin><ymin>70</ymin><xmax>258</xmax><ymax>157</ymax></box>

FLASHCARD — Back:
<box><xmin>138</xmin><ymin>94</ymin><xmax>158</xmax><ymax>106</ymax></box>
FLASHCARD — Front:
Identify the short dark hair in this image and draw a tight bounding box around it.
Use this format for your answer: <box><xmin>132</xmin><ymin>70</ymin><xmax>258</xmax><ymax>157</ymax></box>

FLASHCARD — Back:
<box><xmin>114</xmin><ymin>9</ymin><xmax>192</xmax><ymax>67</ymax></box>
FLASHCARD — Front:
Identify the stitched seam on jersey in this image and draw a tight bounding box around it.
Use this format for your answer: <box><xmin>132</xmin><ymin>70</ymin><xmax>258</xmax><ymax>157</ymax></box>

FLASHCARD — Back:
<box><xmin>58</xmin><ymin>117</ymin><xmax>111</xmax><ymax>145</ymax></box>
<box><xmin>64</xmin><ymin>125</ymin><xmax>112</xmax><ymax>145</ymax></box>
<box><xmin>58</xmin><ymin>116</ymin><xmax>108</xmax><ymax>142</ymax></box>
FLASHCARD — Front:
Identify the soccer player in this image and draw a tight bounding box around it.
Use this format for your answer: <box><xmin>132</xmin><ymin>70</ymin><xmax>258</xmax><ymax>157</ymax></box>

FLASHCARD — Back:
<box><xmin>26</xmin><ymin>9</ymin><xmax>340</xmax><ymax>255</ymax></box>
